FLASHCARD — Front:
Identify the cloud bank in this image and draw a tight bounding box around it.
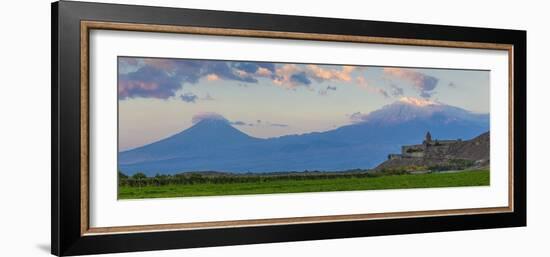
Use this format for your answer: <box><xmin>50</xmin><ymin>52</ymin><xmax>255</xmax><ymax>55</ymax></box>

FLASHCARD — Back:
<box><xmin>118</xmin><ymin>57</ymin><xmax>439</xmax><ymax>101</ymax></box>
<box><xmin>119</xmin><ymin>58</ymin><xmax>384</xmax><ymax>99</ymax></box>
<box><xmin>191</xmin><ymin>112</ymin><xmax>288</xmax><ymax>128</ymax></box>
<box><xmin>383</xmin><ymin>68</ymin><xmax>439</xmax><ymax>98</ymax></box>
<box><xmin>119</xmin><ymin>58</ymin><xmax>274</xmax><ymax>100</ymax></box>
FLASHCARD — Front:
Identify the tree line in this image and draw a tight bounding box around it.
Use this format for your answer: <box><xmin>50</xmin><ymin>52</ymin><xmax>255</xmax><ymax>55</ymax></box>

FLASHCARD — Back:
<box><xmin>377</xmin><ymin>159</ymin><xmax>476</xmax><ymax>173</ymax></box>
<box><xmin>118</xmin><ymin>170</ymin><xmax>379</xmax><ymax>187</ymax></box>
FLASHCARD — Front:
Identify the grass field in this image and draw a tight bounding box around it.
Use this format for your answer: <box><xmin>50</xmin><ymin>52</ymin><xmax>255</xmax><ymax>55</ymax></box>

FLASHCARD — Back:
<box><xmin>118</xmin><ymin>169</ymin><xmax>489</xmax><ymax>199</ymax></box>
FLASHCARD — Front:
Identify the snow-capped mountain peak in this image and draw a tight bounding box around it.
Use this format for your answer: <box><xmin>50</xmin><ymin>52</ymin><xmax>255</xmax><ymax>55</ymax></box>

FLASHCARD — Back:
<box><xmin>356</xmin><ymin>97</ymin><xmax>487</xmax><ymax>125</ymax></box>
<box><xmin>398</xmin><ymin>96</ymin><xmax>440</xmax><ymax>107</ymax></box>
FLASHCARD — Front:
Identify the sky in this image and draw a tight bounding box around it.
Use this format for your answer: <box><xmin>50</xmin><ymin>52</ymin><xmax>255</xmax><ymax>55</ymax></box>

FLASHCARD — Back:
<box><xmin>118</xmin><ymin>57</ymin><xmax>490</xmax><ymax>151</ymax></box>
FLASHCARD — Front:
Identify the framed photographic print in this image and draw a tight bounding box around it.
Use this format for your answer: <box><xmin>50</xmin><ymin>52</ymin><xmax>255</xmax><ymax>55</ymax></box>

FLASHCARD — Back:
<box><xmin>51</xmin><ymin>1</ymin><xmax>526</xmax><ymax>256</ymax></box>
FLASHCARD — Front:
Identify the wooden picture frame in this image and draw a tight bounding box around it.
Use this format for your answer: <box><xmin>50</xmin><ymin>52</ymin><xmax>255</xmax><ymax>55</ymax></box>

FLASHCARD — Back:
<box><xmin>52</xmin><ymin>1</ymin><xmax>526</xmax><ymax>256</ymax></box>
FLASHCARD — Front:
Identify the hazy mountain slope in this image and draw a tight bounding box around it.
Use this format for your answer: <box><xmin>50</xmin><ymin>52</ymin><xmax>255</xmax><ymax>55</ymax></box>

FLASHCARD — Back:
<box><xmin>118</xmin><ymin>118</ymin><xmax>261</xmax><ymax>165</ymax></box>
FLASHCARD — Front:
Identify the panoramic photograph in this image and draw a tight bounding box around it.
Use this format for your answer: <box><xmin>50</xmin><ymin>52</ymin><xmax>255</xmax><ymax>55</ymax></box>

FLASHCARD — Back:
<box><xmin>117</xmin><ymin>56</ymin><xmax>490</xmax><ymax>199</ymax></box>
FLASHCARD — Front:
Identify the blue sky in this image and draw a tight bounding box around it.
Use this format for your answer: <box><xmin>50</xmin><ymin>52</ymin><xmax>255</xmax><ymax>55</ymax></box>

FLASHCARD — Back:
<box><xmin>118</xmin><ymin>57</ymin><xmax>489</xmax><ymax>150</ymax></box>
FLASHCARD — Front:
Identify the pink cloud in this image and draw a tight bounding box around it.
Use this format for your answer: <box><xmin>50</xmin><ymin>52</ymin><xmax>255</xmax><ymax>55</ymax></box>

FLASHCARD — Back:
<box><xmin>206</xmin><ymin>74</ymin><xmax>220</xmax><ymax>81</ymax></box>
<box><xmin>306</xmin><ymin>65</ymin><xmax>355</xmax><ymax>82</ymax></box>
<box><xmin>256</xmin><ymin>67</ymin><xmax>273</xmax><ymax>77</ymax></box>
<box><xmin>272</xmin><ymin>64</ymin><xmax>302</xmax><ymax>88</ymax></box>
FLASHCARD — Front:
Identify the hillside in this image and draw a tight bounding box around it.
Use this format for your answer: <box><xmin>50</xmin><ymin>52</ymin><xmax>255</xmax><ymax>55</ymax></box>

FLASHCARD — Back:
<box><xmin>374</xmin><ymin>132</ymin><xmax>490</xmax><ymax>171</ymax></box>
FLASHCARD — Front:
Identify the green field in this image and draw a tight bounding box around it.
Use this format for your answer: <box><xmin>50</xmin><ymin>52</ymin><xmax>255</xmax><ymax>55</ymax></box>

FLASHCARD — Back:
<box><xmin>118</xmin><ymin>169</ymin><xmax>489</xmax><ymax>199</ymax></box>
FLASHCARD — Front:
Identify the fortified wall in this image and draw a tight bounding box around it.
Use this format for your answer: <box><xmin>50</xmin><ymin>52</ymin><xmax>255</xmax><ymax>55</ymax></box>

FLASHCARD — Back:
<box><xmin>388</xmin><ymin>132</ymin><xmax>462</xmax><ymax>160</ymax></box>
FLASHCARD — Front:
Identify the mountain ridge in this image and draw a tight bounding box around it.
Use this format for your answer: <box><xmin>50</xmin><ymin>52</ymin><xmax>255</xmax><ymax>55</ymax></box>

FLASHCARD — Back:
<box><xmin>119</xmin><ymin>99</ymin><xmax>489</xmax><ymax>175</ymax></box>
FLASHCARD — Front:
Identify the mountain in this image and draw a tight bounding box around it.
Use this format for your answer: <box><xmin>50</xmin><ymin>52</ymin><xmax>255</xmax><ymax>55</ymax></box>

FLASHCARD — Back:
<box><xmin>360</xmin><ymin>97</ymin><xmax>488</xmax><ymax>126</ymax></box>
<box><xmin>119</xmin><ymin>118</ymin><xmax>260</xmax><ymax>165</ymax></box>
<box><xmin>119</xmin><ymin>98</ymin><xmax>490</xmax><ymax>175</ymax></box>
<box><xmin>322</xmin><ymin>97</ymin><xmax>488</xmax><ymax>144</ymax></box>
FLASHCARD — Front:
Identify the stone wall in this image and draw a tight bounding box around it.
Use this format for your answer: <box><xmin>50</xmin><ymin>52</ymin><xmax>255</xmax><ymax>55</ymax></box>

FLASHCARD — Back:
<box><xmin>424</xmin><ymin>143</ymin><xmax>453</xmax><ymax>158</ymax></box>
<box><xmin>388</xmin><ymin>154</ymin><xmax>403</xmax><ymax>160</ymax></box>
<box><xmin>402</xmin><ymin>144</ymin><xmax>425</xmax><ymax>158</ymax></box>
